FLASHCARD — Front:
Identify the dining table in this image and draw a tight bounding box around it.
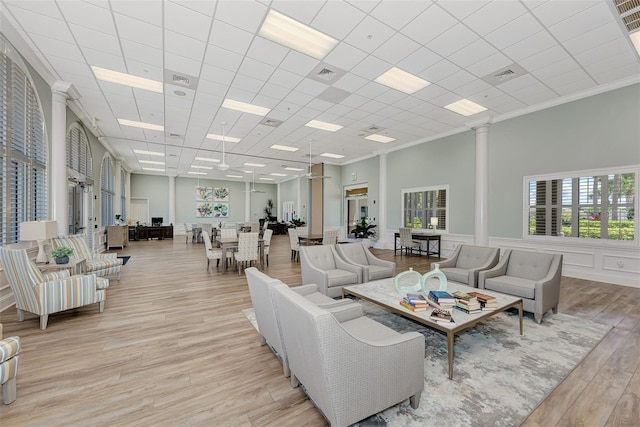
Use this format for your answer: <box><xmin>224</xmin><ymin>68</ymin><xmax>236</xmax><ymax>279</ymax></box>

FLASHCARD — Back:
<box><xmin>216</xmin><ymin>236</ymin><xmax>265</xmax><ymax>274</ymax></box>
<box><xmin>297</xmin><ymin>233</ymin><xmax>324</xmax><ymax>246</ymax></box>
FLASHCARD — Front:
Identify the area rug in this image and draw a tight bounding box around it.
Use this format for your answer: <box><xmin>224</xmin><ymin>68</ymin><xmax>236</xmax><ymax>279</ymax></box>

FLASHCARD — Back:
<box><xmin>242</xmin><ymin>302</ymin><xmax>611</xmax><ymax>427</ymax></box>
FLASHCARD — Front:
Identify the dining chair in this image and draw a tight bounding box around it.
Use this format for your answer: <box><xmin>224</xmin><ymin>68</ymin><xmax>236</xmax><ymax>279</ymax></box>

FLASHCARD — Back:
<box><xmin>296</xmin><ymin>227</ymin><xmax>308</xmax><ymax>236</ymax></box>
<box><xmin>220</xmin><ymin>228</ymin><xmax>236</xmax><ymax>239</ymax></box>
<box><xmin>262</xmin><ymin>228</ymin><xmax>273</xmax><ymax>266</ymax></box>
<box><xmin>184</xmin><ymin>223</ymin><xmax>194</xmax><ymax>243</ymax></box>
<box><xmin>399</xmin><ymin>227</ymin><xmax>421</xmax><ymax>256</ymax></box>
<box><xmin>250</xmin><ymin>222</ymin><xmax>260</xmax><ymax>232</ymax></box>
<box><xmin>322</xmin><ymin>228</ymin><xmax>339</xmax><ymax>245</ymax></box>
<box><xmin>288</xmin><ymin>228</ymin><xmax>299</xmax><ymax>262</ymax></box>
<box><xmin>234</xmin><ymin>232</ymin><xmax>259</xmax><ymax>275</ymax></box>
<box><xmin>200</xmin><ymin>223</ymin><xmax>213</xmax><ymax>242</ymax></box>
<box><xmin>202</xmin><ymin>230</ymin><xmax>223</xmax><ymax>272</ymax></box>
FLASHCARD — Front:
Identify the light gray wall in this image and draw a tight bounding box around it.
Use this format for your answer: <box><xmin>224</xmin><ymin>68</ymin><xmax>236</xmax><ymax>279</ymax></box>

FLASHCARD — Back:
<box><xmin>131</xmin><ymin>174</ymin><xmax>170</xmax><ymax>222</ymax></box>
<box><xmin>323</xmin><ymin>164</ymin><xmax>342</xmax><ymax>227</ymax></box>
<box><xmin>249</xmin><ymin>182</ymin><xmax>277</xmax><ymax>221</ymax></box>
<box><xmin>279</xmin><ymin>178</ymin><xmax>297</xmax><ymax>221</ymax></box>
<box><xmin>488</xmin><ymin>84</ymin><xmax>640</xmax><ymax>238</ymax></box>
<box><xmin>341</xmin><ymin>156</ymin><xmax>380</xmax><ymax>224</ymax></box>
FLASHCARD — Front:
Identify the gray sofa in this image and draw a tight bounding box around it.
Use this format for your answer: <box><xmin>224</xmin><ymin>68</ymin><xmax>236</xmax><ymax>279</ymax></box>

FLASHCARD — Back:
<box><xmin>478</xmin><ymin>250</ymin><xmax>563</xmax><ymax>323</ymax></box>
<box><xmin>273</xmin><ymin>282</ymin><xmax>424</xmax><ymax>427</ymax></box>
<box><xmin>300</xmin><ymin>245</ymin><xmax>362</xmax><ymax>297</ymax></box>
<box><xmin>432</xmin><ymin>244</ymin><xmax>499</xmax><ymax>288</ymax></box>
<box><xmin>335</xmin><ymin>242</ymin><xmax>396</xmax><ymax>282</ymax></box>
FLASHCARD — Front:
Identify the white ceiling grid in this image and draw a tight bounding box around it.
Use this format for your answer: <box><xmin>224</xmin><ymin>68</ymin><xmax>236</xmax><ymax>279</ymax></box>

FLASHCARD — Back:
<box><xmin>0</xmin><ymin>0</ymin><xmax>638</xmax><ymax>181</ymax></box>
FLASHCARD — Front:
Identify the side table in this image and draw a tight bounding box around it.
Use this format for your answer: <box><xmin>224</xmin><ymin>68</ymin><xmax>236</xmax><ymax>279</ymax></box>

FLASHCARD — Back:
<box><xmin>37</xmin><ymin>258</ymin><xmax>86</xmax><ymax>275</ymax></box>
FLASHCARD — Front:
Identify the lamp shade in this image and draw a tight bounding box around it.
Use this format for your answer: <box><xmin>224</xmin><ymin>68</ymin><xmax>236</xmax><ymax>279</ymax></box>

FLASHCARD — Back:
<box><xmin>430</xmin><ymin>217</ymin><xmax>439</xmax><ymax>227</ymax></box>
<box><xmin>20</xmin><ymin>220</ymin><xmax>58</xmax><ymax>241</ymax></box>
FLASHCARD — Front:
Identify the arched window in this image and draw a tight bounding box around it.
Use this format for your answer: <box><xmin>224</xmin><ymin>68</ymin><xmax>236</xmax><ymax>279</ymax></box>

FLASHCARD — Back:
<box><xmin>120</xmin><ymin>169</ymin><xmax>126</xmax><ymax>221</ymax></box>
<box><xmin>100</xmin><ymin>156</ymin><xmax>114</xmax><ymax>227</ymax></box>
<box><xmin>66</xmin><ymin>123</ymin><xmax>93</xmax><ymax>179</ymax></box>
<box><xmin>0</xmin><ymin>35</ymin><xmax>48</xmax><ymax>245</ymax></box>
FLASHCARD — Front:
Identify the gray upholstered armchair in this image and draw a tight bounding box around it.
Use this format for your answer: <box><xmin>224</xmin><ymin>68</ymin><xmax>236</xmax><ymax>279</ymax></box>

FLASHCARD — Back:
<box><xmin>273</xmin><ymin>284</ymin><xmax>425</xmax><ymax>427</ymax></box>
<box><xmin>479</xmin><ymin>249</ymin><xmax>563</xmax><ymax>323</ymax></box>
<box><xmin>245</xmin><ymin>267</ymin><xmax>356</xmax><ymax>377</ymax></box>
<box><xmin>300</xmin><ymin>245</ymin><xmax>362</xmax><ymax>297</ymax></box>
<box><xmin>335</xmin><ymin>242</ymin><xmax>396</xmax><ymax>282</ymax></box>
<box><xmin>433</xmin><ymin>244</ymin><xmax>500</xmax><ymax>287</ymax></box>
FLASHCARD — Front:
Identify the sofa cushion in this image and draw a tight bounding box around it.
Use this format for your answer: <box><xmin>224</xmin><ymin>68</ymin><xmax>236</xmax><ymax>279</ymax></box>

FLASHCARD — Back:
<box><xmin>341</xmin><ymin>316</ymin><xmax>400</xmax><ymax>342</ymax></box>
<box><xmin>368</xmin><ymin>265</ymin><xmax>394</xmax><ymax>281</ymax></box>
<box><xmin>506</xmin><ymin>251</ymin><xmax>554</xmax><ymax>281</ymax></box>
<box><xmin>456</xmin><ymin>246</ymin><xmax>495</xmax><ymax>270</ymax></box>
<box><xmin>484</xmin><ymin>276</ymin><xmax>535</xmax><ymax>299</ymax></box>
<box><xmin>326</xmin><ymin>270</ymin><xmax>358</xmax><ymax>288</ymax></box>
<box><xmin>440</xmin><ymin>267</ymin><xmax>469</xmax><ymax>284</ymax></box>
<box><xmin>304</xmin><ymin>291</ymin><xmax>338</xmax><ymax>306</ymax></box>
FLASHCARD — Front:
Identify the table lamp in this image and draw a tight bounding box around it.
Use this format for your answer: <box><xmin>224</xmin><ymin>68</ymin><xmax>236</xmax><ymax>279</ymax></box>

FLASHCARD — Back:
<box><xmin>20</xmin><ymin>220</ymin><xmax>58</xmax><ymax>263</ymax></box>
<box><xmin>430</xmin><ymin>217</ymin><xmax>438</xmax><ymax>234</ymax></box>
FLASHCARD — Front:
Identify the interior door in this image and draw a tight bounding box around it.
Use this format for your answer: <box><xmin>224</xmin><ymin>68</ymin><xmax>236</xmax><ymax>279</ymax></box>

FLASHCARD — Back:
<box><xmin>68</xmin><ymin>183</ymin><xmax>85</xmax><ymax>235</ymax></box>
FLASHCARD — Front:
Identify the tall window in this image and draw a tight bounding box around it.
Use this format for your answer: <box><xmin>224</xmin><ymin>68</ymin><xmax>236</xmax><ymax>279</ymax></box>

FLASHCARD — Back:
<box><xmin>100</xmin><ymin>156</ymin><xmax>114</xmax><ymax>227</ymax></box>
<box><xmin>402</xmin><ymin>186</ymin><xmax>448</xmax><ymax>231</ymax></box>
<box><xmin>0</xmin><ymin>36</ymin><xmax>47</xmax><ymax>245</ymax></box>
<box><xmin>527</xmin><ymin>168</ymin><xmax>636</xmax><ymax>241</ymax></box>
<box><xmin>66</xmin><ymin>124</ymin><xmax>93</xmax><ymax>179</ymax></box>
<box><xmin>120</xmin><ymin>169</ymin><xmax>126</xmax><ymax>221</ymax></box>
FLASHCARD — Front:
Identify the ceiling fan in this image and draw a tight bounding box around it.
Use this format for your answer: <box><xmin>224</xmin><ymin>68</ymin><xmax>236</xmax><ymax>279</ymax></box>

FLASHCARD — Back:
<box><xmin>217</xmin><ymin>122</ymin><xmax>230</xmax><ymax>171</ymax></box>
<box><xmin>249</xmin><ymin>171</ymin><xmax>266</xmax><ymax>193</ymax></box>
<box><xmin>305</xmin><ymin>140</ymin><xmax>331</xmax><ymax>180</ymax></box>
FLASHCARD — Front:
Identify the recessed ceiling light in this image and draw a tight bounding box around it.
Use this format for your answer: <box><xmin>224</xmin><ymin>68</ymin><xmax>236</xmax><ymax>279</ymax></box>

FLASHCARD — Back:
<box><xmin>259</xmin><ymin>177</ymin><xmax>275</xmax><ymax>181</ymax></box>
<box><xmin>191</xmin><ymin>165</ymin><xmax>213</xmax><ymax>170</ymax></box>
<box><xmin>188</xmin><ymin>171</ymin><xmax>207</xmax><ymax>175</ymax></box>
<box><xmin>320</xmin><ymin>152</ymin><xmax>344</xmax><ymax>159</ymax></box>
<box><xmin>134</xmin><ymin>149</ymin><xmax>164</xmax><ymax>156</ymax></box>
<box><xmin>118</xmin><ymin>118</ymin><xmax>164</xmax><ymax>131</ymax></box>
<box><xmin>270</xmin><ymin>173</ymin><xmax>287</xmax><ymax>177</ymax></box>
<box><xmin>243</xmin><ymin>170</ymin><xmax>254</xmax><ymax>174</ymax></box>
<box><xmin>444</xmin><ymin>99</ymin><xmax>488</xmax><ymax>116</ymax></box>
<box><xmin>259</xmin><ymin>9</ymin><xmax>338</xmax><ymax>60</ymax></box>
<box><xmin>631</xmin><ymin>31</ymin><xmax>640</xmax><ymax>56</ymax></box>
<box><xmin>271</xmin><ymin>144</ymin><xmax>299</xmax><ymax>152</ymax></box>
<box><xmin>365</xmin><ymin>134</ymin><xmax>396</xmax><ymax>143</ymax></box>
<box><xmin>206</xmin><ymin>133</ymin><xmax>241</xmax><ymax>143</ymax></box>
<box><xmin>142</xmin><ymin>167</ymin><xmax>165</xmax><ymax>172</ymax></box>
<box><xmin>91</xmin><ymin>66</ymin><xmax>163</xmax><ymax>93</ymax></box>
<box><xmin>305</xmin><ymin>120</ymin><xmax>343</xmax><ymax>132</ymax></box>
<box><xmin>285</xmin><ymin>167</ymin><xmax>305</xmax><ymax>172</ymax></box>
<box><xmin>194</xmin><ymin>157</ymin><xmax>220</xmax><ymax>163</ymax></box>
<box><xmin>226</xmin><ymin>174</ymin><xmax>243</xmax><ymax>178</ymax></box>
<box><xmin>222</xmin><ymin>98</ymin><xmax>270</xmax><ymax>116</ymax></box>
<box><xmin>139</xmin><ymin>160</ymin><xmax>165</xmax><ymax>165</ymax></box>
<box><xmin>244</xmin><ymin>162</ymin><xmax>266</xmax><ymax>167</ymax></box>
<box><xmin>374</xmin><ymin>67</ymin><xmax>430</xmax><ymax>94</ymax></box>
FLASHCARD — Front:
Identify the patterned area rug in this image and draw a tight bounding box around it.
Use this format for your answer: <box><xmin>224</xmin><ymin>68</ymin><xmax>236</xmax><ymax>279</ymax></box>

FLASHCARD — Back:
<box><xmin>242</xmin><ymin>302</ymin><xmax>611</xmax><ymax>426</ymax></box>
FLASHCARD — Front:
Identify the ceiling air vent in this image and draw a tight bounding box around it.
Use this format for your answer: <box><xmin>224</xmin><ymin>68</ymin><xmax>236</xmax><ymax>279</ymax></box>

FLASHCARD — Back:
<box><xmin>481</xmin><ymin>63</ymin><xmax>528</xmax><ymax>86</ymax></box>
<box><xmin>163</xmin><ymin>69</ymin><xmax>199</xmax><ymax>90</ymax></box>
<box><xmin>259</xmin><ymin>118</ymin><xmax>283</xmax><ymax>128</ymax></box>
<box><xmin>308</xmin><ymin>63</ymin><xmax>346</xmax><ymax>85</ymax></box>
<box><xmin>614</xmin><ymin>0</ymin><xmax>640</xmax><ymax>31</ymax></box>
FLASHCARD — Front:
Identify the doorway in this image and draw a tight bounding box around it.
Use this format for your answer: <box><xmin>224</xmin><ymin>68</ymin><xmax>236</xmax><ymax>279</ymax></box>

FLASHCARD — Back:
<box><xmin>344</xmin><ymin>185</ymin><xmax>368</xmax><ymax>238</ymax></box>
<box><xmin>68</xmin><ymin>183</ymin><xmax>85</xmax><ymax>235</ymax></box>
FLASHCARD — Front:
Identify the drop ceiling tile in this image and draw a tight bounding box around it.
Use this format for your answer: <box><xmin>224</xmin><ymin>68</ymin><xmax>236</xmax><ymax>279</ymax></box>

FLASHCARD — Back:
<box><xmin>203</xmin><ymin>45</ymin><xmax>242</xmax><ymax>73</ymax></box>
<box><xmin>512</xmin><ymin>85</ymin><xmax>558</xmax><ymax>105</ymax></box>
<box><xmin>501</xmin><ymin>30</ymin><xmax>557</xmax><ymax>63</ymax></box>
<box><xmin>454</xmin><ymin>78</ymin><xmax>494</xmax><ymax>98</ymax></box>
<box><xmin>238</xmin><ymin>57</ymin><xmax>275</xmax><ymax>82</ymax></box>
<box><xmin>448</xmin><ymin>39</ymin><xmax>497</xmax><ymax>69</ymax></box>
<box><xmin>215</xmin><ymin>0</ymin><xmax>267</xmax><ymax>33</ymax></box>
<box><xmin>545</xmin><ymin>70</ymin><xmax>595</xmax><ymax>95</ymax></box>
<box><xmin>325</xmin><ymin>103</ymin><xmax>355</xmax><ymax>117</ymax></box>
<box><xmin>164</xmin><ymin>1</ymin><xmax>212</xmax><ymax>42</ymax></box>
<box><xmin>81</xmin><ymin>47</ymin><xmax>127</xmax><ymax>71</ymax></box>
<box><xmin>27</xmin><ymin>34</ymin><xmax>85</xmax><ymax>63</ymax></box>
<box><xmin>350</xmin><ymin>55</ymin><xmax>392</xmax><ymax>80</ymax></box>
<box><xmin>370</xmin><ymin>0</ymin><xmax>433</xmax><ymax>30</ymax></box>
<box><xmin>484</xmin><ymin>12</ymin><xmax>544</xmax><ymax>50</ymax></box>
<box><xmin>283</xmin><ymin>90</ymin><xmax>315</xmax><ymax>107</ymax></box>
<box><xmin>530</xmin><ymin>0</ymin><xmax>599</xmax><ymax>27</ymax></box>
<box><xmin>375</xmin><ymin>89</ymin><xmax>409</xmax><ymax>105</ymax></box>
<box><xmin>438</xmin><ymin>69</ymin><xmax>477</xmax><ymax>91</ymax></box>
<box><xmin>115</xmin><ymin>14</ymin><xmax>163</xmax><ymax>49</ymax></box>
<box><xmin>548</xmin><ymin>2</ymin><xmax>613</xmax><ymax>43</ymax></box>
<box><xmin>269</xmin><ymin>68</ymin><xmax>306</xmax><ymax>89</ymax></box>
<box><xmin>197</xmin><ymin>76</ymin><xmax>230</xmax><ymax>97</ymax></box>
<box><xmin>428</xmin><ymin>24</ymin><xmax>479</xmax><ymax>57</ymax></box>
<box><xmin>583</xmin><ymin>52</ymin><xmax>639</xmax><ymax>76</ymax></box>
<box><xmin>122</xmin><ymin>40</ymin><xmax>163</xmax><ymax>71</ymax></box>
<box><xmin>111</xmin><ymin>0</ymin><xmax>162</xmax><ymax>27</ymax></box>
<box><xmin>170</xmin><ymin>0</ymin><xmax>217</xmax><ymax>17</ymax></box>
<box><xmin>209</xmin><ymin>20</ymin><xmax>253</xmax><ymax>55</ymax></box>
<box><xmin>355</xmin><ymin>81</ymin><xmax>389</xmax><ymax>99</ymax></box>
<box><xmin>231</xmin><ymin>74</ymin><xmax>266</xmax><ymax>94</ymax></box>
<box><xmin>344</xmin><ymin>16</ymin><xmax>395</xmax><ymax>53</ymax></box>
<box><xmin>259</xmin><ymin>82</ymin><xmax>291</xmax><ymax>103</ymax></box>
<box><xmin>57</xmin><ymin>1</ymin><xmax>117</xmax><ymax>35</ymax></box>
<box><xmin>574</xmin><ymin>38</ymin><xmax>635</xmax><ymax>67</ymax></box>
<box><xmin>165</xmin><ymin>51</ymin><xmax>202</xmax><ymax>77</ymax></box>
<box><xmin>494</xmin><ymin>73</ymin><xmax>539</xmax><ymax>93</ymax></box>
<box><xmin>325</xmin><ymin>42</ymin><xmax>369</xmax><ymax>72</ymax></box>
<box><xmin>312</xmin><ymin>1</ymin><xmax>365</xmax><ymax>39</ymax></box>
<box><xmin>401</xmin><ymin>5</ymin><xmax>457</xmax><ymax>44</ymax></box>
<box><xmin>397</xmin><ymin>47</ymin><xmax>442</xmax><ymax>75</ymax></box>
<box><xmin>437</xmin><ymin>0</ymin><xmax>490</xmax><ymax>20</ymax></box>
<box><xmin>591</xmin><ymin>63</ymin><xmax>640</xmax><ymax>84</ymax></box>
<box><xmin>279</xmin><ymin>51</ymin><xmax>321</xmax><ymax>77</ymax></box>
<box><xmin>463</xmin><ymin>0</ymin><xmax>527</xmax><ymax>36</ymax></box>
<box><xmin>270</xmin><ymin>0</ymin><xmax>325</xmax><ymax>24</ymax></box>
<box><xmin>330</xmin><ymin>72</ymin><xmax>369</xmax><ymax>93</ymax></box>
<box><xmin>530</xmin><ymin>57</ymin><xmax>580</xmax><ymax>81</ymax></box>
<box><xmin>372</xmin><ymin>32</ymin><xmax>421</xmax><ymax>64</ymax></box>
<box><xmin>412</xmin><ymin>84</ymin><xmax>450</xmax><ymax>103</ymax></box>
<box><xmin>3</xmin><ymin>1</ymin><xmax>63</xmax><ymax>19</ymax></box>
<box><xmin>419</xmin><ymin>59</ymin><xmax>461</xmax><ymax>83</ymax></box>
<box><xmin>294</xmin><ymin>78</ymin><xmax>329</xmax><ymax>97</ymax></box>
<box><xmin>519</xmin><ymin>45</ymin><xmax>570</xmax><ymax>72</ymax></box>
<box><xmin>165</xmin><ymin>30</ymin><xmax>207</xmax><ymax>61</ymax></box>
<box><xmin>342</xmin><ymin>93</ymin><xmax>370</xmax><ymax>109</ymax></box>
<box><xmin>5</xmin><ymin>8</ymin><xmax>72</xmax><ymax>43</ymax></box>
<box><xmin>563</xmin><ymin>21</ymin><xmax>625</xmax><ymax>56</ymax></box>
<box><xmin>246</xmin><ymin>37</ymin><xmax>290</xmax><ymax>66</ymax></box>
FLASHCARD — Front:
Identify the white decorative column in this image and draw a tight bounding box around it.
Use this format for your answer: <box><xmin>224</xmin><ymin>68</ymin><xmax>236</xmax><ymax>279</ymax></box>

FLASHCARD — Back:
<box><xmin>245</xmin><ymin>181</ymin><xmax>251</xmax><ymax>222</ymax></box>
<box><xmin>277</xmin><ymin>182</ymin><xmax>282</xmax><ymax>222</ymax></box>
<box><xmin>474</xmin><ymin>124</ymin><xmax>490</xmax><ymax>246</ymax></box>
<box><xmin>296</xmin><ymin>176</ymin><xmax>301</xmax><ymax>220</ymax></box>
<box><xmin>51</xmin><ymin>82</ymin><xmax>79</xmax><ymax>236</ymax></box>
<box><xmin>168</xmin><ymin>175</ymin><xmax>176</xmax><ymax>225</ymax></box>
<box><xmin>378</xmin><ymin>153</ymin><xmax>388</xmax><ymax>248</ymax></box>
<box><xmin>125</xmin><ymin>171</ymin><xmax>131</xmax><ymax>222</ymax></box>
<box><xmin>114</xmin><ymin>159</ymin><xmax>122</xmax><ymax>216</ymax></box>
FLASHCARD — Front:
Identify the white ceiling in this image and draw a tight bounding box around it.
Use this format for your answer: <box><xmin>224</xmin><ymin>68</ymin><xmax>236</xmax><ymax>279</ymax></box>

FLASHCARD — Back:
<box><xmin>2</xmin><ymin>0</ymin><xmax>639</xmax><ymax>182</ymax></box>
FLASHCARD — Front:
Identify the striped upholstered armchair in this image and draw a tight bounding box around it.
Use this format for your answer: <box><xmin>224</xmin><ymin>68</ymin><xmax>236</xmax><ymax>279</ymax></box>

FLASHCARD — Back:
<box><xmin>52</xmin><ymin>235</ymin><xmax>123</xmax><ymax>280</ymax></box>
<box><xmin>0</xmin><ymin>324</ymin><xmax>20</xmax><ymax>404</ymax></box>
<box><xmin>0</xmin><ymin>248</ymin><xmax>109</xmax><ymax>330</ymax></box>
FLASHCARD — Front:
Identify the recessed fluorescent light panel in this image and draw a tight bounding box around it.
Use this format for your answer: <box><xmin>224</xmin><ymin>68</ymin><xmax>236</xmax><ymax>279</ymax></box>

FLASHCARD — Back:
<box><xmin>244</xmin><ymin>162</ymin><xmax>266</xmax><ymax>167</ymax></box>
<box><xmin>271</xmin><ymin>144</ymin><xmax>299</xmax><ymax>152</ymax></box>
<box><xmin>194</xmin><ymin>157</ymin><xmax>220</xmax><ymax>163</ymax></box>
<box><xmin>138</xmin><ymin>160</ymin><xmax>165</xmax><ymax>165</ymax></box>
<box><xmin>375</xmin><ymin>67</ymin><xmax>430</xmax><ymax>94</ymax></box>
<box><xmin>259</xmin><ymin>177</ymin><xmax>275</xmax><ymax>181</ymax></box>
<box><xmin>92</xmin><ymin>66</ymin><xmax>163</xmax><ymax>93</ymax></box>
<box><xmin>631</xmin><ymin>31</ymin><xmax>640</xmax><ymax>56</ymax></box>
<box><xmin>320</xmin><ymin>153</ymin><xmax>344</xmax><ymax>159</ymax></box>
<box><xmin>270</xmin><ymin>173</ymin><xmax>287</xmax><ymax>177</ymax></box>
<box><xmin>444</xmin><ymin>99</ymin><xmax>488</xmax><ymax>116</ymax></box>
<box><xmin>191</xmin><ymin>165</ymin><xmax>213</xmax><ymax>170</ymax></box>
<box><xmin>285</xmin><ymin>167</ymin><xmax>304</xmax><ymax>171</ymax></box>
<box><xmin>226</xmin><ymin>174</ymin><xmax>243</xmax><ymax>178</ymax></box>
<box><xmin>188</xmin><ymin>171</ymin><xmax>207</xmax><ymax>175</ymax></box>
<box><xmin>134</xmin><ymin>149</ymin><xmax>164</xmax><ymax>156</ymax></box>
<box><xmin>222</xmin><ymin>98</ymin><xmax>270</xmax><ymax>116</ymax></box>
<box><xmin>118</xmin><ymin>119</ymin><xmax>164</xmax><ymax>132</ymax></box>
<box><xmin>259</xmin><ymin>9</ymin><xmax>338</xmax><ymax>60</ymax></box>
<box><xmin>206</xmin><ymin>133</ymin><xmax>241</xmax><ymax>143</ymax></box>
<box><xmin>365</xmin><ymin>134</ymin><xmax>396</xmax><ymax>143</ymax></box>
<box><xmin>142</xmin><ymin>167</ymin><xmax>165</xmax><ymax>172</ymax></box>
<box><xmin>305</xmin><ymin>120</ymin><xmax>343</xmax><ymax>132</ymax></box>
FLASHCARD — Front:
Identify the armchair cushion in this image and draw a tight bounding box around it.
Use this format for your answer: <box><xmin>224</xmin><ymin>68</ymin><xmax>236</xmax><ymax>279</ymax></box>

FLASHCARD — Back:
<box><xmin>505</xmin><ymin>251</ymin><xmax>554</xmax><ymax>281</ymax></box>
<box><xmin>335</xmin><ymin>242</ymin><xmax>396</xmax><ymax>282</ymax></box>
<box><xmin>435</xmin><ymin>244</ymin><xmax>499</xmax><ymax>287</ymax></box>
<box><xmin>52</xmin><ymin>235</ymin><xmax>123</xmax><ymax>278</ymax></box>
<box><xmin>483</xmin><ymin>275</ymin><xmax>535</xmax><ymax>299</ymax></box>
<box><xmin>300</xmin><ymin>245</ymin><xmax>362</xmax><ymax>297</ymax></box>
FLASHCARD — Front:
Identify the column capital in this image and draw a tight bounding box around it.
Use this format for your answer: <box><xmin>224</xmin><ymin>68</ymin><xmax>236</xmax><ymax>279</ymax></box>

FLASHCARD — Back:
<box><xmin>466</xmin><ymin>115</ymin><xmax>493</xmax><ymax>131</ymax></box>
<box><xmin>52</xmin><ymin>81</ymin><xmax>81</xmax><ymax>100</ymax></box>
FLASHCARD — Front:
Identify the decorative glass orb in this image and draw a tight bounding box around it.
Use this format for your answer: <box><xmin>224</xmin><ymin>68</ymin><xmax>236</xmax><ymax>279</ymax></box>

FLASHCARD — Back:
<box><xmin>422</xmin><ymin>263</ymin><xmax>448</xmax><ymax>293</ymax></box>
<box><xmin>394</xmin><ymin>267</ymin><xmax>423</xmax><ymax>292</ymax></box>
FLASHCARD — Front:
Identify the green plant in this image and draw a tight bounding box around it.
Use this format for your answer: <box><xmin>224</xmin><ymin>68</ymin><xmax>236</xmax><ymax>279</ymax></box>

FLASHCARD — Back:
<box><xmin>351</xmin><ymin>217</ymin><xmax>377</xmax><ymax>239</ymax></box>
<box><xmin>264</xmin><ymin>199</ymin><xmax>276</xmax><ymax>221</ymax></box>
<box><xmin>290</xmin><ymin>218</ymin><xmax>306</xmax><ymax>227</ymax></box>
<box><xmin>51</xmin><ymin>247</ymin><xmax>74</xmax><ymax>259</ymax></box>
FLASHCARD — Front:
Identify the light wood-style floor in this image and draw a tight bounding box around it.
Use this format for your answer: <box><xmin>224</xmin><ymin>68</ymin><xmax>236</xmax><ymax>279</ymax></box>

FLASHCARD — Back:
<box><xmin>0</xmin><ymin>235</ymin><xmax>638</xmax><ymax>426</ymax></box>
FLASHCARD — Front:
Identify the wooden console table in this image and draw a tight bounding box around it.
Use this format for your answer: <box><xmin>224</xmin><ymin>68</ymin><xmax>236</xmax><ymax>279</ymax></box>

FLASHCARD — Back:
<box><xmin>134</xmin><ymin>225</ymin><xmax>174</xmax><ymax>240</ymax></box>
<box><xmin>393</xmin><ymin>232</ymin><xmax>441</xmax><ymax>258</ymax></box>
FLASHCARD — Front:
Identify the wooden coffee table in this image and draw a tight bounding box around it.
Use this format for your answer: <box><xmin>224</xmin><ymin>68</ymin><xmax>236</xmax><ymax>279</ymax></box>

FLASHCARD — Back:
<box><xmin>342</xmin><ymin>278</ymin><xmax>523</xmax><ymax>380</ymax></box>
